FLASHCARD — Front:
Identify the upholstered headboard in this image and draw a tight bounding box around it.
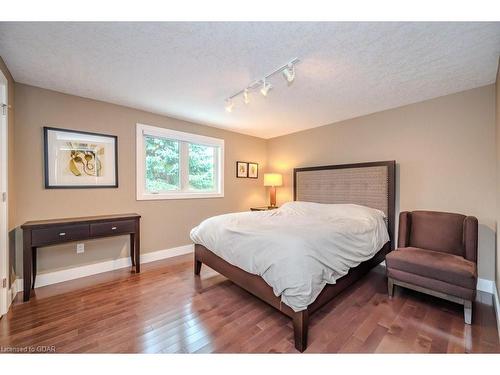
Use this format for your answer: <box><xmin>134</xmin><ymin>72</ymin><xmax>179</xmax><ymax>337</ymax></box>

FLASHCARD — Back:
<box><xmin>293</xmin><ymin>161</ymin><xmax>396</xmax><ymax>249</ymax></box>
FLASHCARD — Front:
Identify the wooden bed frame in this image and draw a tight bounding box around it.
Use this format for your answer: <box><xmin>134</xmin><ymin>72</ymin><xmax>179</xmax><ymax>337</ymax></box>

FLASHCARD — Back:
<box><xmin>194</xmin><ymin>160</ymin><xmax>396</xmax><ymax>352</ymax></box>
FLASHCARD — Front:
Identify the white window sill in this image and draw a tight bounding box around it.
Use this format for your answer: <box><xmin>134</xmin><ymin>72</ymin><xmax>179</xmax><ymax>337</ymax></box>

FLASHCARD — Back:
<box><xmin>137</xmin><ymin>192</ymin><xmax>224</xmax><ymax>200</ymax></box>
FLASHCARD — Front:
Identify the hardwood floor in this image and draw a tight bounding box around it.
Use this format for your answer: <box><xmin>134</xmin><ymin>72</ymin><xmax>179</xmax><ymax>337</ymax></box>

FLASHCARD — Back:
<box><xmin>0</xmin><ymin>253</ymin><xmax>499</xmax><ymax>353</ymax></box>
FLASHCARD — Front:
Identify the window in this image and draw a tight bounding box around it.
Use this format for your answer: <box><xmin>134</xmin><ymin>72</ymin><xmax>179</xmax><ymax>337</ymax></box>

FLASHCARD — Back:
<box><xmin>136</xmin><ymin>124</ymin><xmax>224</xmax><ymax>200</ymax></box>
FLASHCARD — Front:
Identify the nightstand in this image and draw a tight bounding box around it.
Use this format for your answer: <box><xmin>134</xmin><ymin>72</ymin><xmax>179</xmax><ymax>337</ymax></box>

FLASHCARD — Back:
<box><xmin>250</xmin><ymin>206</ymin><xmax>279</xmax><ymax>211</ymax></box>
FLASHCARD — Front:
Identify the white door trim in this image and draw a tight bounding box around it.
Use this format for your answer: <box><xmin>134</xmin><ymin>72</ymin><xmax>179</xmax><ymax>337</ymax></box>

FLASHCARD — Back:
<box><xmin>0</xmin><ymin>69</ymin><xmax>9</xmax><ymax>316</ymax></box>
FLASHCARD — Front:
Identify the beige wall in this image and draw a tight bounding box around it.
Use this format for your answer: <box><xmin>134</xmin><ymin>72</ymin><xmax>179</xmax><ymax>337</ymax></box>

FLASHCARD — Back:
<box><xmin>14</xmin><ymin>84</ymin><xmax>267</xmax><ymax>274</ymax></box>
<box><xmin>11</xmin><ymin>81</ymin><xmax>499</xmax><ymax>282</ymax></box>
<box><xmin>268</xmin><ymin>85</ymin><xmax>497</xmax><ymax>280</ymax></box>
<box><xmin>496</xmin><ymin>60</ymin><xmax>500</xmax><ymax>297</ymax></box>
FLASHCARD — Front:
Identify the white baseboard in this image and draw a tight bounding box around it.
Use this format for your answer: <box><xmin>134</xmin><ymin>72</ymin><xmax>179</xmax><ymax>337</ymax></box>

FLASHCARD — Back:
<box><xmin>493</xmin><ymin>283</ymin><xmax>500</xmax><ymax>340</ymax></box>
<box><xmin>14</xmin><ymin>278</ymin><xmax>22</xmax><ymax>295</ymax></box>
<box><xmin>15</xmin><ymin>244</ymin><xmax>194</xmax><ymax>292</ymax></box>
<box><xmin>140</xmin><ymin>245</ymin><xmax>193</xmax><ymax>264</ymax></box>
<box><xmin>10</xmin><ymin>278</ymin><xmax>21</xmax><ymax>302</ymax></box>
<box><xmin>476</xmin><ymin>278</ymin><xmax>496</xmax><ymax>294</ymax></box>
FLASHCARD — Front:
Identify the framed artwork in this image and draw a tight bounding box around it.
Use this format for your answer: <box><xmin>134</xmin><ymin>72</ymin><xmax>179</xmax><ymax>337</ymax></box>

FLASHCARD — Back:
<box><xmin>44</xmin><ymin>126</ymin><xmax>118</xmax><ymax>188</ymax></box>
<box><xmin>236</xmin><ymin>161</ymin><xmax>248</xmax><ymax>178</ymax></box>
<box><xmin>248</xmin><ymin>162</ymin><xmax>258</xmax><ymax>179</ymax></box>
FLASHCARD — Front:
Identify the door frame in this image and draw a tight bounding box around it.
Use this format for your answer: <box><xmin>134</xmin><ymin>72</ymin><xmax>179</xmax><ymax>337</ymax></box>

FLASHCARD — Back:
<box><xmin>0</xmin><ymin>69</ymin><xmax>9</xmax><ymax>316</ymax></box>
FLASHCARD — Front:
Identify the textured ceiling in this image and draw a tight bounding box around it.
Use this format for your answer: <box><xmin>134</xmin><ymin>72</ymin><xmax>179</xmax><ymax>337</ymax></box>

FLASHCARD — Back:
<box><xmin>1</xmin><ymin>22</ymin><xmax>499</xmax><ymax>138</ymax></box>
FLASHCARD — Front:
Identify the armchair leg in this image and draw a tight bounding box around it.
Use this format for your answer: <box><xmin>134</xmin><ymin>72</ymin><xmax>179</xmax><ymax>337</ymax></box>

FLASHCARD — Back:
<box><xmin>464</xmin><ymin>300</ymin><xmax>472</xmax><ymax>325</ymax></box>
<box><xmin>387</xmin><ymin>277</ymin><xmax>394</xmax><ymax>298</ymax></box>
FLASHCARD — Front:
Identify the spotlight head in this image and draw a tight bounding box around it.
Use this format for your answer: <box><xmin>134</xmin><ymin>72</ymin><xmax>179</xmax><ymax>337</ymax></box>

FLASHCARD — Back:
<box><xmin>225</xmin><ymin>99</ymin><xmax>234</xmax><ymax>112</ymax></box>
<box><xmin>243</xmin><ymin>89</ymin><xmax>250</xmax><ymax>104</ymax></box>
<box><xmin>260</xmin><ymin>80</ymin><xmax>272</xmax><ymax>96</ymax></box>
<box><xmin>282</xmin><ymin>63</ymin><xmax>295</xmax><ymax>84</ymax></box>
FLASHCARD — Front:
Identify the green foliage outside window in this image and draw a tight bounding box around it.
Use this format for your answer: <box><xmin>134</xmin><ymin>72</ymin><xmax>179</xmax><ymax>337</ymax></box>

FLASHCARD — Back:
<box><xmin>145</xmin><ymin>136</ymin><xmax>180</xmax><ymax>191</ymax></box>
<box><xmin>189</xmin><ymin>144</ymin><xmax>215</xmax><ymax>191</ymax></box>
<box><xmin>145</xmin><ymin>136</ymin><xmax>216</xmax><ymax>192</ymax></box>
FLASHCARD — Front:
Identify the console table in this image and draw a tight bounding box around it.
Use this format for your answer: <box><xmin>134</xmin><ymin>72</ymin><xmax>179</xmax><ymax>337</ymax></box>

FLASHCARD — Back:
<box><xmin>21</xmin><ymin>213</ymin><xmax>141</xmax><ymax>302</ymax></box>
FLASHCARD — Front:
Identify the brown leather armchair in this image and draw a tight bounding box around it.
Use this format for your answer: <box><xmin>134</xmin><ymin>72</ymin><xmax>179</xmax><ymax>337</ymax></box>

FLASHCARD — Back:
<box><xmin>386</xmin><ymin>211</ymin><xmax>478</xmax><ymax>324</ymax></box>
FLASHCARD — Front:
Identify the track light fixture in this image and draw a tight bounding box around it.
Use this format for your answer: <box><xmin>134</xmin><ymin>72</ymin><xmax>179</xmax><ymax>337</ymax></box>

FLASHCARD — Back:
<box><xmin>282</xmin><ymin>63</ymin><xmax>295</xmax><ymax>84</ymax></box>
<box><xmin>224</xmin><ymin>99</ymin><xmax>234</xmax><ymax>113</ymax></box>
<box><xmin>224</xmin><ymin>57</ymin><xmax>299</xmax><ymax>112</ymax></box>
<box><xmin>260</xmin><ymin>79</ymin><xmax>272</xmax><ymax>97</ymax></box>
<box><xmin>243</xmin><ymin>89</ymin><xmax>250</xmax><ymax>104</ymax></box>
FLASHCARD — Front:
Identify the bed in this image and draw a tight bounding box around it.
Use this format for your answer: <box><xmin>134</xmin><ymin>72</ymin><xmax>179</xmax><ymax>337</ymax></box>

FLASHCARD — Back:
<box><xmin>191</xmin><ymin>160</ymin><xmax>395</xmax><ymax>352</ymax></box>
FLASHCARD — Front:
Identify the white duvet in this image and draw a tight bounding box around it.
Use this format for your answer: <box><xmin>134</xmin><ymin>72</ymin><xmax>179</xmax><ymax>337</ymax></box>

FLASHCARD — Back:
<box><xmin>190</xmin><ymin>201</ymin><xmax>389</xmax><ymax>312</ymax></box>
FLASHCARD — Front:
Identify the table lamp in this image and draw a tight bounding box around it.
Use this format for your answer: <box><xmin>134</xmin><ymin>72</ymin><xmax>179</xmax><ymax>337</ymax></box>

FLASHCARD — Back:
<box><xmin>263</xmin><ymin>173</ymin><xmax>283</xmax><ymax>208</ymax></box>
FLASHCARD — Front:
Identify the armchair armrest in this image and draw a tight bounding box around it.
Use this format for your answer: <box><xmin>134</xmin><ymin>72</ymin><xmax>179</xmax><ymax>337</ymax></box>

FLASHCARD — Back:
<box><xmin>463</xmin><ymin>216</ymin><xmax>478</xmax><ymax>263</ymax></box>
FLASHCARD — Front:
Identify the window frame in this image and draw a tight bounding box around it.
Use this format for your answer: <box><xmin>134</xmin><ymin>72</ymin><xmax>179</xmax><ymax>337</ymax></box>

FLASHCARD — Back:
<box><xmin>136</xmin><ymin>123</ymin><xmax>224</xmax><ymax>200</ymax></box>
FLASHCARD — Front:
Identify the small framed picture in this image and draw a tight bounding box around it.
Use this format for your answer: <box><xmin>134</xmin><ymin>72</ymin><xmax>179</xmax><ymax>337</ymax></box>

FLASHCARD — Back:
<box><xmin>44</xmin><ymin>126</ymin><xmax>118</xmax><ymax>188</ymax></box>
<box><xmin>248</xmin><ymin>162</ymin><xmax>258</xmax><ymax>179</ymax></box>
<box><xmin>236</xmin><ymin>161</ymin><xmax>248</xmax><ymax>178</ymax></box>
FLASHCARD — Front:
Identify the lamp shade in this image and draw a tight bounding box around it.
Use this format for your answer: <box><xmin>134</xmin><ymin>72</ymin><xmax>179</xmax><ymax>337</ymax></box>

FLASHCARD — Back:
<box><xmin>263</xmin><ymin>173</ymin><xmax>283</xmax><ymax>187</ymax></box>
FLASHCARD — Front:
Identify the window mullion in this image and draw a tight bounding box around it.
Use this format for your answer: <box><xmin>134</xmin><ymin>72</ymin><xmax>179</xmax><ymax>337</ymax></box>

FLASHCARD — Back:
<box><xmin>213</xmin><ymin>147</ymin><xmax>219</xmax><ymax>190</ymax></box>
<box><xmin>180</xmin><ymin>141</ymin><xmax>189</xmax><ymax>192</ymax></box>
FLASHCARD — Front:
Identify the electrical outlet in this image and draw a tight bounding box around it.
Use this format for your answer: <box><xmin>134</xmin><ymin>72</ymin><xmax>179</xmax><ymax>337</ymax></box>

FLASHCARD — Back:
<box><xmin>76</xmin><ymin>243</ymin><xmax>85</xmax><ymax>254</ymax></box>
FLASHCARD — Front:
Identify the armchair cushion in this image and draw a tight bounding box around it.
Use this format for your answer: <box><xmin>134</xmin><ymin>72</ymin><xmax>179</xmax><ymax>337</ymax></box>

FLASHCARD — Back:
<box><xmin>409</xmin><ymin>211</ymin><xmax>466</xmax><ymax>256</ymax></box>
<box><xmin>386</xmin><ymin>247</ymin><xmax>477</xmax><ymax>290</ymax></box>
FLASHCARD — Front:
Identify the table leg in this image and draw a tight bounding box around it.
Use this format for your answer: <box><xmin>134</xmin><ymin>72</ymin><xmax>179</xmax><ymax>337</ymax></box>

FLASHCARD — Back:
<box><xmin>23</xmin><ymin>230</ymin><xmax>32</xmax><ymax>302</ymax></box>
<box><xmin>135</xmin><ymin>220</ymin><xmax>140</xmax><ymax>273</ymax></box>
<box><xmin>32</xmin><ymin>247</ymin><xmax>37</xmax><ymax>289</ymax></box>
<box><xmin>130</xmin><ymin>233</ymin><xmax>135</xmax><ymax>267</ymax></box>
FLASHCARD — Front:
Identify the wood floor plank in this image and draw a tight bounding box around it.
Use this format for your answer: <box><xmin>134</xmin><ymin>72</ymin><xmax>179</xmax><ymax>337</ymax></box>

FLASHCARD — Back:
<box><xmin>0</xmin><ymin>254</ymin><xmax>498</xmax><ymax>353</ymax></box>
